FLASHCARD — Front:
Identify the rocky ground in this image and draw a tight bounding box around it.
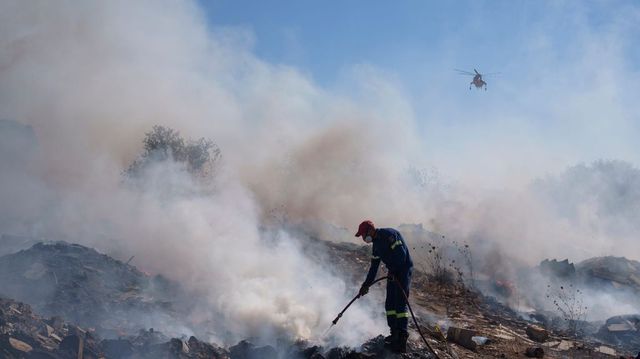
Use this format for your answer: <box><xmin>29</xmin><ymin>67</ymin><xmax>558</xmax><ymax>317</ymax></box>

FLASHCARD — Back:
<box><xmin>0</xmin><ymin>236</ymin><xmax>639</xmax><ymax>358</ymax></box>
<box><xmin>317</xmin><ymin>240</ymin><xmax>640</xmax><ymax>359</ymax></box>
<box><xmin>0</xmin><ymin>240</ymin><xmax>187</xmax><ymax>337</ymax></box>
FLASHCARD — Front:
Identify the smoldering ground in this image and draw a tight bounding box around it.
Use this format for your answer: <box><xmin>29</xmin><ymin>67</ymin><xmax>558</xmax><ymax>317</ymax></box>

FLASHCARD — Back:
<box><xmin>2</xmin><ymin>0</ymin><xmax>640</xmax><ymax>350</ymax></box>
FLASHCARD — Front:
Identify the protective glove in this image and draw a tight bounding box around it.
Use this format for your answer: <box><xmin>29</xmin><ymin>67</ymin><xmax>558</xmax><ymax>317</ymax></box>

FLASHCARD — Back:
<box><xmin>358</xmin><ymin>284</ymin><xmax>369</xmax><ymax>297</ymax></box>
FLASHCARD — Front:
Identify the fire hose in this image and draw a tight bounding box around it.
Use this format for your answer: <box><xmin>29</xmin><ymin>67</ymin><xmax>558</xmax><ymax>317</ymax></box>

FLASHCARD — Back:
<box><xmin>329</xmin><ymin>276</ymin><xmax>441</xmax><ymax>359</ymax></box>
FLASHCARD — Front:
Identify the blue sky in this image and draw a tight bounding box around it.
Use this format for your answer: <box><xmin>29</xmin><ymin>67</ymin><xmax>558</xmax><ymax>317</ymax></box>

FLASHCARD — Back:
<box><xmin>198</xmin><ymin>0</ymin><xmax>640</xmax><ymax>184</ymax></box>
<box><xmin>200</xmin><ymin>1</ymin><xmax>638</xmax><ymax>87</ymax></box>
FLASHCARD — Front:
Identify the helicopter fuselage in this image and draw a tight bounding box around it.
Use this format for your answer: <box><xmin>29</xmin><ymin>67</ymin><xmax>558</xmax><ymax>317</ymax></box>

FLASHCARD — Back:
<box><xmin>472</xmin><ymin>74</ymin><xmax>486</xmax><ymax>89</ymax></box>
<box><xmin>457</xmin><ymin>68</ymin><xmax>493</xmax><ymax>90</ymax></box>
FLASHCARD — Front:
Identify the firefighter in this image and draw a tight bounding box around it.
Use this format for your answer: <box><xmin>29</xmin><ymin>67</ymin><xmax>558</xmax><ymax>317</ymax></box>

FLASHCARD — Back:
<box><xmin>356</xmin><ymin>220</ymin><xmax>413</xmax><ymax>353</ymax></box>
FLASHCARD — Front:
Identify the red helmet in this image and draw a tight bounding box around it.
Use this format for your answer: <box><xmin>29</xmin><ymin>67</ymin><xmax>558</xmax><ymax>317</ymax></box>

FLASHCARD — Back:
<box><xmin>355</xmin><ymin>220</ymin><xmax>375</xmax><ymax>237</ymax></box>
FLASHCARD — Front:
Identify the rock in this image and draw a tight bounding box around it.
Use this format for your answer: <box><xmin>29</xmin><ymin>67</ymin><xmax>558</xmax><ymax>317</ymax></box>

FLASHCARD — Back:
<box><xmin>186</xmin><ymin>336</ymin><xmax>228</xmax><ymax>359</ymax></box>
<box><xmin>169</xmin><ymin>338</ymin><xmax>189</xmax><ymax>354</ymax></box>
<box><xmin>0</xmin><ymin>241</ymin><xmax>185</xmax><ymax>338</ymax></box>
<box><xmin>596</xmin><ymin>315</ymin><xmax>640</xmax><ymax>352</ymax></box>
<box><xmin>50</xmin><ymin>333</ymin><xmax>62</xmax><ymax>342</ymax></box>
<box><xmin>607</xmin><ymin>322</ymin><xmax>635</xmax><ymax>332</ymax></box>
<box><xmin>596</xmin><ymin>345</ymin><xmax>616</xmax><ymax>356</ymax></box>
<box><xmin>9</xmin><ymin>337</ymin><xmax>33</xmax><ymax>352</ymax></box>
<box><xmin>576</xmin><ymin>256</ymin><xmax>640</xmax><ymax>292</ymax></box>
<box><xmin>229</xmin><ymin>340</ymin><xmax>277</xmax><ymax>359</ymax></box>
<box><xmin>526</xmin><ymin>324</ymin><xmax>549</xmax><ymax>343</ymax></box>
<box><xmin>447</xmin><ymin>326</ymin><xmax>477</xmax><ymax>351</ymax></box>
<box><xmin>525</xmin><ymin>346</ymin><xmax>544</xmax><ymax>358</ymax></box>
<box><xmin>39</xmin><ymin>324</ymin><xmax>55</xmax><ymax>338</ymax></box>
<box><xmin>556</xmin><ymin>340</ymin><xmax>573</xmax><ymax>351</ymax></box>
<box><xmin>602</xmin><ymin>315</ymin><xmax>639</xmax><ymax>333</ymax></box>
<box><xmin>540</xmin><ymin>259</ymin><xmax>575</xmax><ymax>278</ymax></box>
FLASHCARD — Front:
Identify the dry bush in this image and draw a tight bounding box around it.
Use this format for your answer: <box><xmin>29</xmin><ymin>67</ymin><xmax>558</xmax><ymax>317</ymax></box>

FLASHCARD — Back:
<box><xmin>413</xmin><ymin>235</ymin><xmax>475</xmax><ymax>290</ymax></box>
<box><xmin>545</xmin><ymin>283</ymin><xmax>588</xmax><ymax>338</ymax></box>
<box><xmin>125</xmin><ymin>125</ymin><xmax>221</xmax><ymax>180</ymax></box>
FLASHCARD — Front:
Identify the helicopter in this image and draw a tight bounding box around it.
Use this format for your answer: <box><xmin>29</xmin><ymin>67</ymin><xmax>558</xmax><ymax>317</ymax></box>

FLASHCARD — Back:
<box><xmin>455</xmin><ymin>69</ymin><xmax>500</xmax><ymax>90</ymax></box>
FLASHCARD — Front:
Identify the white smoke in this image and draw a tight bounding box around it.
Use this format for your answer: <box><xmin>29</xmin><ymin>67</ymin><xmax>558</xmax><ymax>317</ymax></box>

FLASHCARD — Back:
<box><xmin>2</xmin><ymin>0</ymin><xmax>640</xmax><ymax>346</ymax></box>
<box><xmin>0</xmin><ymin>0</ymin><xmax>402</xmax><ymax>346</ymax></box>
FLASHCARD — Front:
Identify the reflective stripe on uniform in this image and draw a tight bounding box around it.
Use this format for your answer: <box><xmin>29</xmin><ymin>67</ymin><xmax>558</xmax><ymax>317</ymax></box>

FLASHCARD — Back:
<box><xmin>386</xmin><ymin>310</ymin><xmax>396</xmax><ymax>316</ymax></box>
<box><xmin>390</xmin><ymin>240</ymin><xmax>402</xmax><ymax>249</ymax></box>
<box><xmin>395</xmin><ymin>312</ymin><xmax>409</xmax><ymax>318</ymax></box>
<box><xmin>372</xmin><ymin>255</ymin><xmax>380</xmax><ymax>260</ymax></box>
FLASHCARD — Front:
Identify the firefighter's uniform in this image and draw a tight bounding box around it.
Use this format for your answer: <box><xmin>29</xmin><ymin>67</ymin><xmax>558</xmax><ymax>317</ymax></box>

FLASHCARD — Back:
<box><xmin>361</xmin><ymin>227</ymin><xmax>413</xmax><ymax>351</ymax></box>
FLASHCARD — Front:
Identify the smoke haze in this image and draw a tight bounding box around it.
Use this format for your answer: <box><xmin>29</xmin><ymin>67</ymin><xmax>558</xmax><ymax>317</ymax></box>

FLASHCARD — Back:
<box><xmin>1</xmin><ymin>0</ymin><xmax>640</xmax><ymax>346</ymax></box>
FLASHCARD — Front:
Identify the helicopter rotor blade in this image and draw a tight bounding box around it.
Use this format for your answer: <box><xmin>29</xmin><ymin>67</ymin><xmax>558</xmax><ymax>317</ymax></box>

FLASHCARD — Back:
<box><xmin>474</xmin><ymin>69</ymin><xmax>480</xmax><ymax>75</ymax></box>
<box><xmin>454</xmin><ymin>69</ymin><xmax>475</xmax><ymax>76</ymax></box>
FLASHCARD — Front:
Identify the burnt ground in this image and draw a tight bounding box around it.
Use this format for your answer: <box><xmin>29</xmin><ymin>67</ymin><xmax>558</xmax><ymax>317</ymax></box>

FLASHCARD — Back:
<box><xmin>0</xmin><ymin>241</ymin><xmax>191</xmax><ymax>337</ymax></box>
<box><xmin>0</xmin><ymin>237</ymin><xmax>639</xmax><ymax>358</ymax></box>
<box><xmin>314</xmin><ymin>239</ymin><xmax>639</xmax><ymax>358</ymax></box>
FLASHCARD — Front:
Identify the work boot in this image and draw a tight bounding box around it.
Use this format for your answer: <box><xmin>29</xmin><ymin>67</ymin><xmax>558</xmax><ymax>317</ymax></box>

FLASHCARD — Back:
<box><xmin>392</xmin><ymin>331</ymin><xmax>409</xmax><ymax>353</ymax></box>
<box><xmin>384</xmin><ymin>331</ymin><xmax>397</xmax><ymax>348</ymax></box>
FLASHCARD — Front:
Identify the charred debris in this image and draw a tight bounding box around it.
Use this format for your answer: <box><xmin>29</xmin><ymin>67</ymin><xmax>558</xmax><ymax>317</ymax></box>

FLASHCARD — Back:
<box><xmin>1</xmin><ymin>235</ymin><xmax>640</xmax><ymax>358</ymax></box>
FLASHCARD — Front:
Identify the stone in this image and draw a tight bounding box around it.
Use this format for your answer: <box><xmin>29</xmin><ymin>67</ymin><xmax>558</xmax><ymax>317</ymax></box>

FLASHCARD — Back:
<box><xmin>539</xmin><ymin>259</ymin><xmax>575</xmax><ymax>278</ymax></box>
<box><xmin>169</xmin><ymin>338</ymin><xmax>189</xmax><ymax>354</ymax></box>
<box><xmin>185</xmin><ymin>336</ymin><xmax>228</xmax><ymax>359</ymax></box>
<box><xmin>50</xmin><ymin>333</ymin><xmax>62</xmax><ymax>342</ymax></box>
<box><xmin>607</xmin><ymin>323</ymin><xmax>634</xmax><ymax>331</ymax></box>
<box><xmin>526</xmin><ymin>325</ymin><xmax>549</xmax><ymax>343</ymax></box>
<box><xmin>447</xmin><ymin>326</ymin><xmax>477</xmax><ymax>351</ymax></box>
<box><xmin>556</xmin><ymin>340</ymin><xmax>573</xmax><ymax>351</ymax></box>
<box><xmin>9</xmin><ymin>337</ymin><xmax>33</xmax><ymax>352</ymax></box>
<box><xmin>229</xmin><ymin>340</ymin><xmax>277</xmax><ymax>359</ymax></box>
<box><xmin>596</xmin><ymin>346</ymin><xmax>616</xmax><ymax>356</ymax></box>
<box><xmin>39</xmin><ymin>324</ymin><xmax>55</xmax><ymax>338</ymax></box>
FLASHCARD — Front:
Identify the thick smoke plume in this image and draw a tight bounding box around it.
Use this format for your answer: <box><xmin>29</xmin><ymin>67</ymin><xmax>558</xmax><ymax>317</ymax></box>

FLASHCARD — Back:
<box><xmin>2</xmin><ymin>0</ymin><xmax>640</xmax><ymax>347</ymax></box>
<box><xmin>0</xmin><ymin>0</ymin><xmax>408</xmax><ymax>346</ymax></box>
